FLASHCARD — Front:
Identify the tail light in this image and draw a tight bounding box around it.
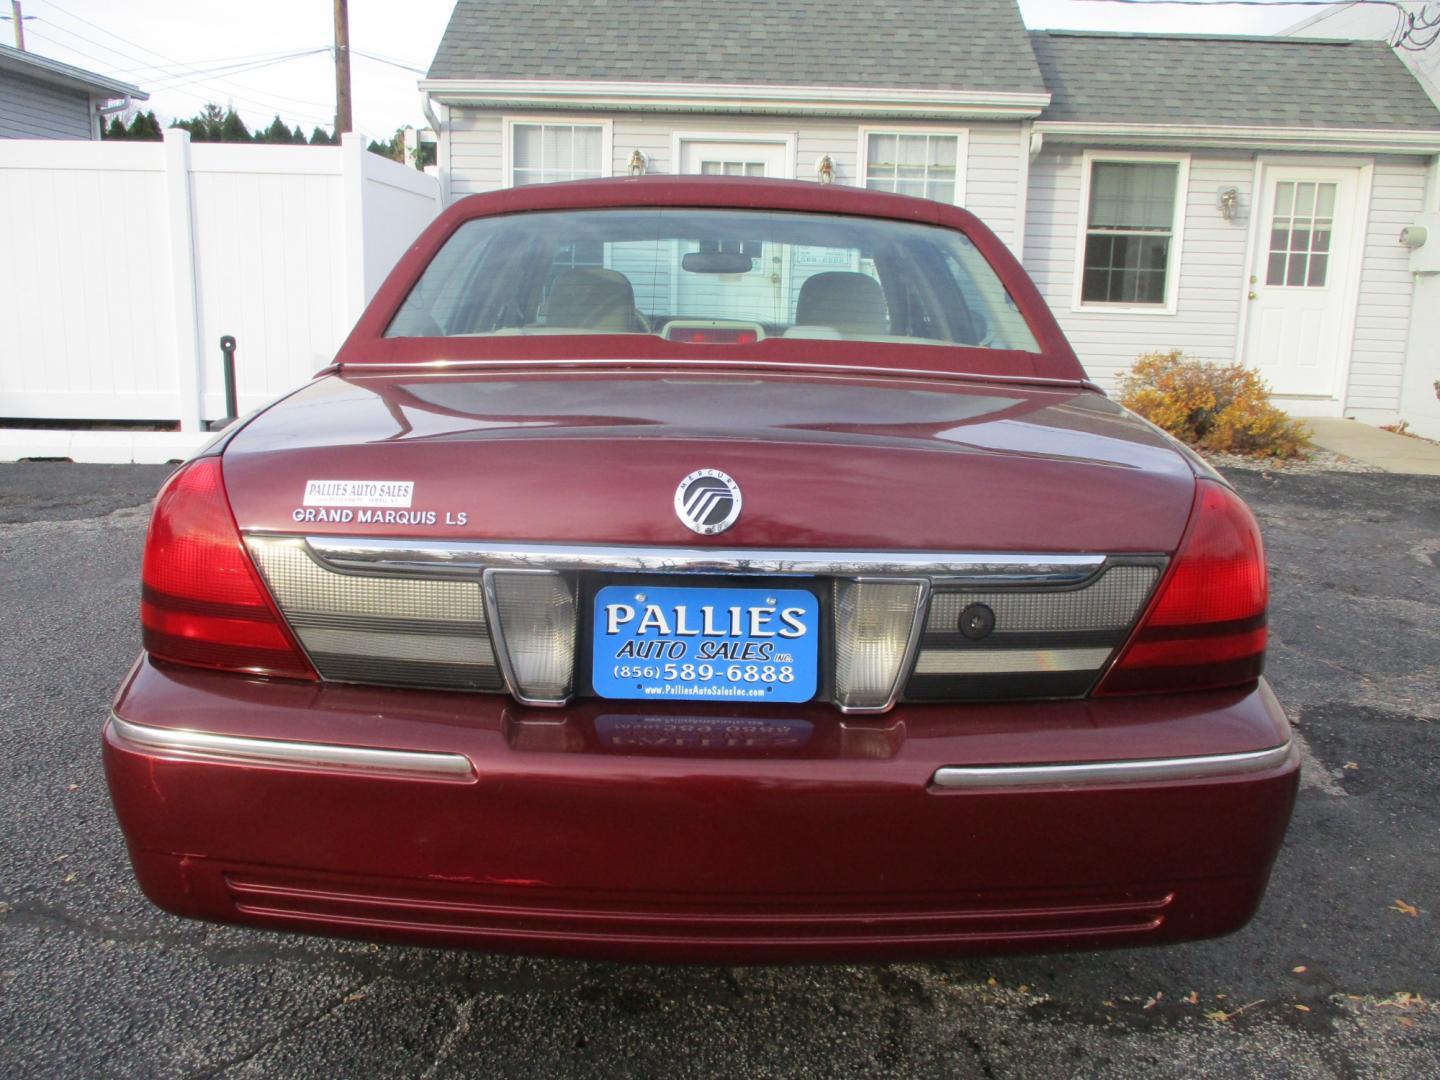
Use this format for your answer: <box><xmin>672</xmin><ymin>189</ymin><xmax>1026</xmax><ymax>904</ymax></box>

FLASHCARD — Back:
<box><xmin>141</xmin><ymin>457</ymin><xmax>316</xmax><ymax>680</ymax></box>
<box><xmin>1096</xmin><ymin>479</ymin><xmax>1266</xmax><ymax>695</ymax></box>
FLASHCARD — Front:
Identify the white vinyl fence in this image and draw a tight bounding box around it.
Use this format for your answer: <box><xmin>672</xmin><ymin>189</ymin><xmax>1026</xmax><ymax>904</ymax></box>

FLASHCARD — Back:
<box><xmin>0</xmin><ymin>130</ymin><xmax>440</xmax><ymax>452</ymax></box>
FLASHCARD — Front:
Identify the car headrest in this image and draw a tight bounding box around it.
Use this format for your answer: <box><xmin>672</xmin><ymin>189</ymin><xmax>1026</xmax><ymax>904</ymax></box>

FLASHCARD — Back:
<box><xmin>793</xmin><ymin>272</ymin><xmax>890</xmax><ymax>337</ymax></box>
<box><xmin>545</xmin><ymin>268</ymin><xmax>640</xmax><ymax>332</ymax></box>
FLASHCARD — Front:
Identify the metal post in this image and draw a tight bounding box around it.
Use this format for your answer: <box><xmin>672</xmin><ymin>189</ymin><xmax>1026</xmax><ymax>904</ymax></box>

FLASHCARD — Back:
<box><xmin>219</xmin><ymin>335</ymin><xmax>238</xmax><ymax>426</ymax></box>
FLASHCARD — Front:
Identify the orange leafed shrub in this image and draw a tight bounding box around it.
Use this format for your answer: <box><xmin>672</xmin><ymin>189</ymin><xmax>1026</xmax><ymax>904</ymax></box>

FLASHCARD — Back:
<box><xmin>1117</xmin><ymin>350</ymin><xmax>1311</xmax><ymax>460</ymax></box>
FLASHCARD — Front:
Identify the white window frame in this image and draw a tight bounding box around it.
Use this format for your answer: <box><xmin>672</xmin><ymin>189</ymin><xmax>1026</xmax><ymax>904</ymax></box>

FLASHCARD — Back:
<box><xmin>670</xmin><ymin>132</ymin><xmax>797</xmax><ymax>179</ymax></box>
<box><xmin>502</xmin><ymin>116</ymin><xmax>614</xmax><ymax>188</ymax></box>
<box><xmin>857</xmin><ymin>126</ymin><xmax>969</xmax><ymax>205</ymax></box>
<box><xmin>1071</xmin><ymin>149</ymin><xmax>1190</xmax><ymax>316</ymax></box>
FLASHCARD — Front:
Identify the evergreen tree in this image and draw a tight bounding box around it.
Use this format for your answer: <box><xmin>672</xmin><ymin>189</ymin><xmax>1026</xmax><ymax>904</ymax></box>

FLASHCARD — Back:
<box><xmin>309</xmin><ymin>126</ymin><xmax>336</xmax><ymax>145</ymax></box>
<box><xmin>291</xmin><ymin>125</ymin><xmax>306</xmax><ymax>144</ymax></box>
<box><xmin>200</xmin><ymin>103</ymin><xmax>225</xmax><ymax>141</ymax></box>
<box><xmin>103</xmin><ymin>116</ymin><xmax>127</xmax><ymax>140</ymax></box>
<box><xmin>126</xmin><ymin>111</ymin><xmax>163</xmax><ymax>140</ymax></box>
<box><xmin>261</xmin><ymin>115</ymin><xmax>292</xmax><ymax>143</ymax></box>
<box><xmin>219</xmin><ymin>108</ymin><xmax>251</xmax><ymax>143</ymax></box>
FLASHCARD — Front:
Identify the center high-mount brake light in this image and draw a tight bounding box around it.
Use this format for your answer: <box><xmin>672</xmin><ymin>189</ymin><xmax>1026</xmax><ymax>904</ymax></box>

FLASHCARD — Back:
<box><xmin>140</xmin><ymin>457</ymin><xmax>316</xmax><ymax>680</ymax></box>
<box><xmin>1096</xmin><ymin>479</ymin><xmax>1267</xmax><ymax>695</ymax></box>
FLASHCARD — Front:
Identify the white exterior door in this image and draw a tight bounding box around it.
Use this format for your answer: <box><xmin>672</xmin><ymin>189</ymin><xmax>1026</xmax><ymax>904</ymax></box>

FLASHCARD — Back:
<box><xmin>673</xmin><ymin>139</ymin><xmax>792</xmax><ymax>322</ymax></box>
<box><xmin>1242</xmin><ymin>165</ymin><xmax>1363</xmax><ymax>398</ymax></box>
<box><xmin>677</xmin><ymin>138</ymin><xmax>790</xmax><ymax>179</ymax></box>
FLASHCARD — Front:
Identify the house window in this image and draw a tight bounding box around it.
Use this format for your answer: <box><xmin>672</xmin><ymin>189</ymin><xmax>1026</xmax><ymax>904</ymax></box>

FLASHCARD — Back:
<box><xmin>1080</xmin><ymin>160</ymin><xmax>1183</xmax><ymax>306</ymax></box>
<box><xmin>1266</xmin><ymin>181</ymin><xmax>1336</xmax><ymax>288</ymax></box>
<box><xmin>863</xmin><ymin>132</ymin><xmax>963</xmax><ymax>203</ymax></box>
<box><xmin>510</xmin><ymin>122</ymin><xmax>605</xmax><ymax>186</ymax></box>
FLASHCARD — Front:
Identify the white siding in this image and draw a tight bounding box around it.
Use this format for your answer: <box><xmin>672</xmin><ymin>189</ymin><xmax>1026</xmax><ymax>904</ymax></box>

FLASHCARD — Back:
<box><xmin>1348</xmin><ymin>157</ymin><xmax>1427</xmax><ymax>411</ymax></box>
<box><xmin>1025</xmin><ymin>145</ymin><xmax>1423</xmax><ymax>410</ymax></box>
<box><xmin>443</xmin><ymin>108</ymin><xmax>1028</xmax><ymax>249</ymax></box>
<box><xmin>1024</xmin><ymin>146</ymin><xmax>1254</xmax><ymax>386</ymax></box>
<box><xmin>448</xmin><ymin>110</ymin><xmax>504</xmax><ymax>196</ymax></box>
<box><xmin>964</xmin><ymin>123</ymin><xmax>1025</xmax><ymax>249</ymax></box>
<box><xmin>0</xmin><ymin>68</ymin><xmax>94</xmax><ymax>139</ymax></box>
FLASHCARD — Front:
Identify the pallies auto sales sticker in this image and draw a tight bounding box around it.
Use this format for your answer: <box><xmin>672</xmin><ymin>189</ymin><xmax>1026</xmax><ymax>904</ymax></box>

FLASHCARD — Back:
<box><xmin>303</xmin><ymin>480</ymin><xmax>413</xmax><ymax>508</ymax></box>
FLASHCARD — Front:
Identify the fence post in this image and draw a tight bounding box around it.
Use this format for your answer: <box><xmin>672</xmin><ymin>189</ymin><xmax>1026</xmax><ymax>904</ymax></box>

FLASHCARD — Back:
<box><xmin>340</xmin><ymin>131</ymin><xmax>369</xmax><ymax>330</ymax></box>
<box><xmin>162</xmin><ymin>128</ymin><xmax>204</xmax><ymax>433</ymax></box>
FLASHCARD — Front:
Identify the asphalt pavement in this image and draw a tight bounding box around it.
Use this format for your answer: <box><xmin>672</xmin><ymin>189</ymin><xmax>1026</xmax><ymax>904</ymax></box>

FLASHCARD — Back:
<box><xmin>0</xmin><ymin>460</ymin><xmax>1435</xmax><ymax>1079</ymax></box>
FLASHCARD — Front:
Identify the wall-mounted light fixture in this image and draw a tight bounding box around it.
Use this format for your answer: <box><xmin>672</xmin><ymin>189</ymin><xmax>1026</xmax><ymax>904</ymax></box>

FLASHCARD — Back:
<box><xmin>816</xmin><ymin>154</ymin><xmax>835</xmax><ymax>185</ymax></box>
<box><xmin>628</xmin><ymin>149</ymin><xmax>647</xmax><ymax>177</ymax></box>
<box><xmin>1218</xmin><ymin>187</ymin><xmax>1240</xmax><ymax>223</ymax></box>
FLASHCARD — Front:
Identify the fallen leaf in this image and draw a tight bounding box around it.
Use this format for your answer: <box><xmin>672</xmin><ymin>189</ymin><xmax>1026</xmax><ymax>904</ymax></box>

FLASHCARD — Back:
<box><xmin>1392</xmin><ymin>899</ymin><xmax>1420</xmax><ymax>917</ymax></box>
<box><xmin>343</xmin><ymin>990</ymin><xmax>368</xmax><ymax>1004</ymax></box>
<box><xmin>66</xmin><ymin>784</ymin><xmax>78</xmax><ymax>791</ymax></box>
<box><xmin>1378</xmin><ymin>992</ymin><xmax>1416</xmax><ymax>1009</ymax></box>
<box><xmin>1292</xmin><ymin>965</ymin><xmax>1308</xmax><ymax>974</ymax></box>
<box><xmin>1343</xmin><ymin>762</ymin><xmax>1360</xmax><ymax>771</ymax></box>
<box><xmin>1400</xmin><ymin>1017</ymin><xmax>1415</xmax><ymax>1028</ymax></box>
<box><xmin>1185</xmin><ymin>991</ymin><xmax>1199</xmax><ymax>1005</ymax></box>
<box><xmin>62</xmin><ymin>873</ymin><xmax>76</xmax><ymax>884</ymax></box>
<box><xmin>1206</xmin><ymin>1010</ymin><xmax>1231</xmax><ymax>1022</ymax></box>
<box><xmin>986</xmin><ymin>977</ymin><xmax>998</xmax><ymax>987</ymax></box>
<box><xmin>1018</xmin><ymin>984</ymin><xmax>1029</xmax><ymax>994</ymax></box>
<box><xmin>1104</xmin><ymin>1000</ymin><xmax>1117</xmax><ymax>1009</ymax></box>
<box><xmin>1295</xmin><ymin>1004</ymin><xmax>1311</xmax><ymax>1013</ymax></box>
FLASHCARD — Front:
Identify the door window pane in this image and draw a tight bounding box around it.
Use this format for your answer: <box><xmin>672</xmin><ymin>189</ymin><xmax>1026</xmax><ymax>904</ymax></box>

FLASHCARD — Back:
<box><xmin>1265</xmin><ymin>180</ymin><xmax>1336</xmax><ymax>287</ymax></box>
<box><xmin>511</xmin><ymin>123</ymin><xmax>605</xmax><ymax>186</ymax></box>
<box><xmin>1080</xmin><ymin>161</ymin><xmax>1180</xmax><ymax>305</ymax></box>
<box><xmin>865</xmin><ymin>133</ymin><xmax>959</xmax><ymax>203</ymax></box>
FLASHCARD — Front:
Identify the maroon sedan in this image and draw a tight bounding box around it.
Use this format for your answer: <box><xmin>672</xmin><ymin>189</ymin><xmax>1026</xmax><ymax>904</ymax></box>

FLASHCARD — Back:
<box><xmin>104</xmin><ymin>176</ymin><xmax>1296</xmax><ymax>963</ymax></box>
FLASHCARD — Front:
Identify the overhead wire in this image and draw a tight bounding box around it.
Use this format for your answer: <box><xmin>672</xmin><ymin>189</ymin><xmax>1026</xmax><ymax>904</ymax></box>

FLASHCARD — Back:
<box><xmin>37</xmin><ymin>0</ymin><xmax>337</xmax><ymax>121</ymax></box>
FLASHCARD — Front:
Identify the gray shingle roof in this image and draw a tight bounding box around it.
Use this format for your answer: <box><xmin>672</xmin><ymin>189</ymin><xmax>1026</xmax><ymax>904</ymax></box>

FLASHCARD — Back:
<box><xmin>1031</xmin><ymin>30</ymin><xmax>1440</xmax><ymax>129</ymax></box>
<box><xmin>427</xmin><ymin>0</ymin><xmax>1048</xmax><ymax>95</ymax></box>
<box><xmin>0</xmin><ymin>42</ymin><xmax>146</xmax><ymax>100</ymax></box>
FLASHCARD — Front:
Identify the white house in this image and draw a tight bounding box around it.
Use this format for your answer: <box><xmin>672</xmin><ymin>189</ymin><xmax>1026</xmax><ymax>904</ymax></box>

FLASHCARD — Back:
<box><xmin>0</xmin><ymin>42</ymin><xmax>145</xmax><ymax>140</ymax></box>
<box><xmin>419</xmin><ymin>0</ymin><xmax>1440</xmax><ymax>435</ymax></box>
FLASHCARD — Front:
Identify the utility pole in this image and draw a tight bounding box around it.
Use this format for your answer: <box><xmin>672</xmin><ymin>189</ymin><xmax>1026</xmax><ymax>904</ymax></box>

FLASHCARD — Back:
<box><xmin>333</xmin><ymin>0</ymin><xmax>352</xmax><ymax>135</ymax></box>
<box><xmin>10</xmin><ymin>1</ymin><xmax>28</xmax><ymax>51</ymax></box>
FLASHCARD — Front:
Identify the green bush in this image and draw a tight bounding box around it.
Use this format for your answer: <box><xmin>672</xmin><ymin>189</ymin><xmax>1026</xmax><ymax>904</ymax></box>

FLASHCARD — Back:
<box><xmin>1117</xmin><ymin>350</ymin><xmax>1311</xmax><ymax>460</ymax></box>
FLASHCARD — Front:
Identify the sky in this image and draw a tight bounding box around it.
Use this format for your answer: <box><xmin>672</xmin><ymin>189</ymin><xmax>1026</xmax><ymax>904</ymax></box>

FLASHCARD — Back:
<box><xmin>8</xmin><ymin>1</ymin><xmax>1320</xmax><ymax>137</ymax></box>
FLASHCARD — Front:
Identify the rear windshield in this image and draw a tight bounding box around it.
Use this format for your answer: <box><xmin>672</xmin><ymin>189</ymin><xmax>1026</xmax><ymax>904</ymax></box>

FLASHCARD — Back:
<box><xmin>386</xmin><ymin>208</ymin><xmax>1041</xmax><ymax>352</ymax></box>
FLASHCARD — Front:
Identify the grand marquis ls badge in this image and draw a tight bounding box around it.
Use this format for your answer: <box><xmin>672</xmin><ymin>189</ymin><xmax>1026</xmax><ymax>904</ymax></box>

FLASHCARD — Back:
<box><xmin>674</xmin><ymin>469</ymin><xmax>742</xmax><ymax>535</ymax></box>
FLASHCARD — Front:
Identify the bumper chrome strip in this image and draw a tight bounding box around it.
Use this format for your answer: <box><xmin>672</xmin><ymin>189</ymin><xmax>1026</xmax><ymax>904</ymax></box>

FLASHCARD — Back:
<box><xmin>107</xmin><ymin>715</ymin><xmax>475</xmax><ymax>782</ymax></box>
<box><xmin>298</xmin><ymin>536</ymin><xmax>1107</xmax><ymax>584</ymax></box>
<box><xmin>931</xmin><ymin>741</ymin><xmax>1295</xmax><ymax>788</ymax></box>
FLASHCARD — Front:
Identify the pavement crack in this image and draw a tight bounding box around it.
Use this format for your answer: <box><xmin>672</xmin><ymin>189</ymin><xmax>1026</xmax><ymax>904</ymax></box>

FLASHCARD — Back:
<box><xmin>419</xmin><ymin>992</ymin><xmax>479</xmax><ymax>1080</ymax></box>
<box><xmin>184</xmin><ymin>976</ymin><xmax>377</xmax><ymax>1080</ymax></box>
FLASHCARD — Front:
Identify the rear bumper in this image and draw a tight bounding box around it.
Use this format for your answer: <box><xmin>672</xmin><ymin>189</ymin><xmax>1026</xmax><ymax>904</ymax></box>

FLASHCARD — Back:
<box><xmin>105</xmin><ymin>658</ymin><xmax>1298</xmax><ymax>963</ymax></box>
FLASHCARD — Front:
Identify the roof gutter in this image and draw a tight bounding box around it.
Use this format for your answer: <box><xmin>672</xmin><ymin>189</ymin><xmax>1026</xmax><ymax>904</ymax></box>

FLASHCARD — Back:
<box><xmin>1034</xmin><ymin>120</ymin><xmax>1440</xmax><ymax>155</ymax></box>
<box><xmin>419</xmin><ymin>78</ymin><xmax>1051</xmax><ymax>120</ymax></box>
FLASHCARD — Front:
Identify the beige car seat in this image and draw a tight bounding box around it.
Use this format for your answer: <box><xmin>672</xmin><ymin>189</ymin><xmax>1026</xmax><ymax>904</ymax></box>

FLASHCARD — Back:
<box><xmin>545</xmin><ymin>268</ymin><xmax>643</xmax><ymax>332</ymax></box>
<box><xmin>793</xmin><ymin>272</ymin><xmax>890</xmax><ymax>337</ymax></box>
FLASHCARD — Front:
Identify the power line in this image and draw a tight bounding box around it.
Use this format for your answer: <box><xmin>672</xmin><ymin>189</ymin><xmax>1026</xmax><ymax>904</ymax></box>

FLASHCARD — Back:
<box><xmin>1069</xmin><ymin>1</ymin><xmax>1440</xmax><ymax>50</ymax></box>
<box><xmin>98</xmin><ymin>47</ymin><xmax>327</xmax><ymax>79</ymax></box>
<box><xmin>39</xmin><ymin>0</ymin><xmax>337</xmax><ymax>115</ymax></box>
<box><xmin>351</xmin><ymin>48</ymin><xmax>427</xmax><ymax>75</ymax></box>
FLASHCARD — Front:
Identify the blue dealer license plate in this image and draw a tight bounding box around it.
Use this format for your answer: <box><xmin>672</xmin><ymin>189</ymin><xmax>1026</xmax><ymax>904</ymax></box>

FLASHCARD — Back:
<box><xmin>591</xmin><ymin>585</ymin><xmax>819</xmax><ymax>703</ymax></box>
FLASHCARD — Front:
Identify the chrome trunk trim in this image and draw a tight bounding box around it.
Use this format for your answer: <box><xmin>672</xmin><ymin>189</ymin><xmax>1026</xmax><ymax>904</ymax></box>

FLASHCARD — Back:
<box><xmin>107</xmin><ymin>715</ymin><xmax>475</xmax><ymax>782</ymax></box>
<box><xmin>299</xmin><ymin>536</ymin><xmax>1107</xmax><ymax>584</ymax></box>
<box><xmin>930</xmin><ymin>741</ymin><xmax>1295</xmax><ymax>789</ymax></box>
